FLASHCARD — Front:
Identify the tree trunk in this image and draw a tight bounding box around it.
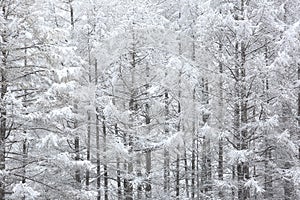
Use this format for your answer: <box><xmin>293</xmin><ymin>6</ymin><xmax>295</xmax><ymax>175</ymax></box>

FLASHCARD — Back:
<box><xmin>184</xmin><ymin>147</ymin><xmax>189</xmax><ymax>198</ymax></box>
<box><xmin>95</xmin><ymin>60</ymin><xmax>101</xmax><ymax>200</ymax></box>
<box><xmin>298</xmin><ymin>64</ymin><xmax>300</xmax><ymax>159</ymax></box>
<box><xmin>0</xmin><ymin>20</ymin><xmax>8</xmax><ymax>199</ymax></box>
<box><xmin>86</xmin><ymin>35</ymin><xmax>92</xmax><ymax>189</ymax></box>
<box><xmin>75</xmin><ymin>135</ymin><xmax>81</xmax><ymax>185</ymax></box>
<box><xmin>136</xmin><ymin>153</ymin><xmax>142</xmax><ymax>199</ymax></box>
<box><xmin>191</xmin><ymin>122</ymin><xmax>196</xmax><ymax>200</ymax></box>
<box><xmin>163</xmin><ymin>91</ymin><xmax>170</xmax><ymax>195</ymax></box>
<box><xmin>145</xmin><ymin>64</ymin><xmax>152</xmax><ymax>199</ymax></box>
<box><xmin>68</xmin><ymin>0</ymin><xmax>81</xmax><ymax>189</ymax></box>
<box><xmin>218</xmin><ymin>43</ymin><xmax>224</xmax><ymax>198</ymax></box>
<box><xmin>283</xmin><ymin>163</ymin><xmax>295</xmax><ymax>200</ymax></box>
<box><xmin>86</xmin><ymin>111</ymin><xmax>91</xmax><ymax>188</ymax></box>
<box><xmin>263</xmin><ymin>42</ymin><xmax>273</xmax><ymax>199</ymax></box>
<box><xmin>103</xmin><ymin>119</ymin><xmax>108</xmax><ymax>200</ymax></box>
<box><xmin>233</xmin><ymin>40</ymin><xmax>240</xmax><ymax>200</ymax></box>
<box><xmin>175</xmin><ymin>152</ymin><xmax>180</xmax><ymax>199</ymax></box>
<box><xmin>201</xmin><ymin>78</ymin><xmax>211</xmax><ymax>195</ymax></box>
<box><xmin>196</xmin><ymin>139</ymin><xmax>200</xmax><ymax>199</ymax></box>
<box><xmin>145</xmin><ymin>150</ymin><xmax>151</xmax><ymax>199</ymax></box>
<box><xmin>117</xmin><ymin>156</ymin><xmax>122</xmax><ymax>200</ymax></box>
<box><xmin>113</xmin><ymin>123</ymin><xmax>122</xmax><ymax>200</ymax></box>
<box><xmin>238</xmin><ymin>36</ymin><xmax>250</xmax><ymax>200</ymax></box>
<box><xmin>125</xmin><ymin>127</ymin><xmax>133</xmax><ymax>200</ymax></box>
<box><xmin>176</xmin><ymin>71</ymin><xmax>182</xmax><ymax>199</ymax></box>
<box><xmin>21</xmin><ymin>48</ymin><xmax>28</xmax><ymax>200</ymax></box>
<box><xmin>124</xmin><ymin>49</ymin><xmax>137</xmax><ymax>200</ymax></box>
<box><xmin>191</xmin><ymin>32</ymin><xmax>196</xmax><ymax>200</ymax></box>
<box><xmin>281</xmin><ymin>103</ymin><xmax>295</xmax><ymax>200</ymax></box>
<box><xmin>22</xmin><ymin>138</ymin><xmax>27</xmax><ymax>200</ymax></box>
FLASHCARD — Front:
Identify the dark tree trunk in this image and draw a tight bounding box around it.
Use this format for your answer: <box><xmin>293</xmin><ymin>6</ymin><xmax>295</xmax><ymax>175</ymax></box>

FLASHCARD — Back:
<box><xmin>86</xmin><ymin>111</ymin><xmax>91</xmax><ymax>188</ymax></box>
<box><xmin>103</xmin><ymin>120</ymin><xmax>108</xmax><ymax>200</ymax></box>
<box><xmin>145</xmin><ymin>65</ymin><xmax>152</xmax><ymax>199</ymax></box>
<box><xmin>218</xmin><ymin>43</ymin><xmax>224</xmax><ymax>198</ymax></box>
<box><xmin>298</xmin><ymin>64</ymin><xmax>300</xmax><ymax>159</ymax></box>
<box><xmin>0</xmin><ymin>13</ymin><xmax>8</xmax><ymax>198</ymax></box>
<box><xmin>75</xmin><ymin>136</ymin><xmax>81</xmax><ymax>185</ymax></box>
<box><xmin>163</xmin><ymin>91</ymin><xmax>170</xmax><ymax>194</ymax></box>
<box><xmin>95</xmin><ymin>60</ymin><xmax>101</xmax><ymax>200</ymax></box>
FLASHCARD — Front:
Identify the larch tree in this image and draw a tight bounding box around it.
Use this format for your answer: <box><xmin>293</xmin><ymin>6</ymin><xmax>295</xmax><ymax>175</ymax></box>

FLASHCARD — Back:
<box><xmin>0</xmin><ymin>0</ymin><xmax>299</xmax><ymax>199</ymax></box>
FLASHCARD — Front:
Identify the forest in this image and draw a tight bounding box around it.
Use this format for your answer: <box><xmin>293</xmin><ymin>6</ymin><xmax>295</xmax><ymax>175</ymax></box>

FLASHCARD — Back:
<box><xmin>0</xmin><ymin>0</ymin><xmax>299</xmax><ymax>199</ymax></box>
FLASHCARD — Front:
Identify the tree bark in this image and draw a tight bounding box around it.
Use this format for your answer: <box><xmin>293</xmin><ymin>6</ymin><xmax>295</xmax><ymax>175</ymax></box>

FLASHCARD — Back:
<box><xmin>201</xmin><ymin>78</ymin><xmax>211</xmax><ymax>195</ymax></box>
<box><xmin>163</xmin><ymin>91</ymin><xmax>170</xmax><ymax>195</ymax></box>
<box><xmin>175</xmin><ymin>70</ymin><xmax>182</xmax><ymax>199</ymax></box>
<box><xmin>237</xmin><ymin>40</ymin><xmax>250</xmax><ymax>200</ymax></box>
<box><xmin>86</xmin><ymin>34</ymin><xmax>92</xmax><ymax>189</ymax></box>
<box><xmin>74</xmin><ymin>135</ymin><xmax>81</xmax><ymax>185</ymax></box>
<box><xmin>145</xmin><ymin>65</ymin><xmax>152</xmax><ymax>199</ymax></box>
<box><xmin>218</xmin><ymin>43</ymin><xmax>224</xmax><ymax>198</ymax></box>
<box><xmin>117</xmin><ymin>155</ymin><xmax>122</xmax><ymax>200</ymax></box>
<box><xmin>124</xmin><ymin>49</ymin><xmax>137</xmax><ymax>200</ymax></box>
<box><xmin>263</xmin><ymin>42</ymin><xmax>273</xmax><ymax>199</ymax></box>
<box><xmin>112</xmin><ymin>122</ymin><xmax>122</xmax><ymax>200</ymax></box>
<box><xmin>103</xmin><ymin>119</ymin><xmax>108</xmax><ymax>200</ymax></box>
<box><xmin>95</xmin><ymin>59</ymin><xmax>101</xmax><ymax>200</ymax></box>
<box><xmin>145</xmin><ymin>150</ymin><xmax>151</xmax><ymax>199</ymax></box>
<box><xmin>0</xmin><ymin>9</ymin><xmax>8</xmax><ymax>198</ymax></box>
<box><xmin>86</xmin><ymin>111</ymin><xmax>91</xmax><ymax>188</ymax></box>
<box><xmin>136</xmin><ymin>153</ymin><xmax>142</xmax><ymax>199</ymax></box>
<box><xmin>298</xmin><ymin>64</ymin><xmax>300</xmax><ymax>160</ymax></box>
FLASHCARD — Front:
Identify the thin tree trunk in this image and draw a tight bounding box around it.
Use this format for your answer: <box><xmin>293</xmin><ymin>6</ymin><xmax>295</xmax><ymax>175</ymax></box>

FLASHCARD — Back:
<box><xmin>298</xmin><ymin>64</ymin><xmax>300</xmax><ymax>160</ymax></box>
<box><xmin>68</xmin><ymin>0</ymin><xmax>81</xmax><ymax>188</ymax></box>
<box><xmin>95</xmin><ymin>60</ymin><xmax>101</xmax><ymax>200</ymax></box>
<box><xmin>232</xmin><ymin>166</ymin><xmax>236</xmax><ymax>200</ymax></box>
<box><xmin>113</xmin><ymin>123</ymin><xmax>122</xmax><ymax>200</ymax></box>
<box><xmin>175</xmin><ymin>152</ymin><xmax>180</xmax><ymax>199</ymax></box>
<box><xmin>184</xmin><ymin>147</ymin><xmax>189</xmax><ymax>198</ymax></box>
<box><xmin>163</xmin><ymin>147</ymin><xmax>170</xmax><ymax>194</ymax></box>
<box><xmin>218</xmin><ymin>43</ymin><xmax>224</xmax><ymax>198</ymax></box>
<box><xmin>281</xmin><ymin>100</ymin><xmax>295</xmax><ymax>200</ymax></box>
<box><xmin>86</xmin><ymin>110</ymin><xmax>91</xmax><ymax>188</ymax></box>
<box><xmin>136</xmin><ymin>65</ymin><xmax>143</xmax><ymax>200</ymax></box>
<box><xmin>0</xmin><ymin>17</ymin><xmax>8</xmax><ymax>199</ymax></box>
<box><xmin>281</xmin><ymin>4</ymin><xmax>295</xmax><ymax>199</ymax></box>
<box><xmin>163</xmin><ymin>91</ymin><xmax>170</xmax><ymax>195</ymax></box>
<box><xmin>103</xmin><ymin>119</ymin><xmax>108</xmax><ymax>200</ymax></box>
<box><xmin>125</xmin><ymin>49</ymin><xmax>137</xmax><ymax>200</ymax></box>
<box><xmin>117</xmin><ymin>156</ymin><xmax>122</xmax><ymax>200</ymax></box>
<box><xmin>191</xmin><ymin>31</ymin><xmax>196</xmax><ymax>200</ymax></box>
<box><xmin>125</xmin><ymin>121</ymin><xmax>133</xmax><ymax>200</ymax></box>
<box><xmin>175</xmin><ymin>70</ymin><xmax>182</xmax><ymax>199</ymax></box>
<box><xmin>196</xmin><ymin>138</ymin><xmax>200</xmax><ymax>199</ymax></box>
<box><xmin>233</xmin><ymin>40</ymin><xmax>240</xmax><ymax>200</ymax></box>
<box><xmin>145</xmin><ymin>150</ymin><xmax>151</xmax><ymax>199</ymax></box>
<box><xmin>238</xmin><ymin>31</ymin><xmax>250</xmax><ymax>200</ymax></box>
<box><xmin>263</xmin><ymin>42</ymin><xmax>273</xmax><ymax>199</ymax></box>
<box><xmin>21</xmin><ymin>138</ymin><xmax>27</xmax><ymax>200</ymax></box>
<box><xmin>237</xmin><ymin>42</ymin><xmax>250</xmax><ymax>200</ymax></box>
<box><xmin>201</xmin><ymin>78</ymin><xmax>211</xmax><ymax>195</ymax></box>
<box><xmin>75</xmin><ymin>135</ymin><xmax>81</xmax><ymax>185</ymax></box>
<box><xmin>136</xmin><ymin>153</ymin><xmax>142</xmax><ymax>199</ymax></box>
<box><xmin>191</xmin><ymin>145</ymin><xmax>195</xmax><ymax>199</ymax></box>
<box><xmin>22</xmin><ymin>141</ymin><xmax>28</xmax><ymax>181</ymax></box>
<box><xmin>86</xmin><ymin>33</ymin><xmax>93</xmax><ymax>189</ymax></box>
<box><xmin>22</xmin><ymin>47</ymin><xmax>28</xmax><ymax>200</ymax></box>
<box><xmin>145</xmin><ymin>64</ymin><xmax>152</xmax><ymax>199</ymax></box>
<box><xmin>239</xmin><ymin>2</ymin><xmax>250</xmax><ymax>199</ymax></box>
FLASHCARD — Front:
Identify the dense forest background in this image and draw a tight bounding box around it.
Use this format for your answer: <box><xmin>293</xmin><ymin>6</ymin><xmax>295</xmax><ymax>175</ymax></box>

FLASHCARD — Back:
<box><xmin>0</xmin><ymin>0</ymin><xmax>299</xmax><ymax>199</ymax></box>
